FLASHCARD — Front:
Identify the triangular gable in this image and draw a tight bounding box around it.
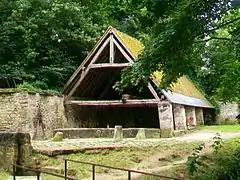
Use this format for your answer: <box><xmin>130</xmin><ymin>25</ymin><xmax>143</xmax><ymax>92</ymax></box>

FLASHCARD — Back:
<box><xmin>62</xmin><ymin>26</ymin><xmax>159</xmax><ymax>101</ymax></box>
<box><xmin>62</xmin><ymin>26</ymin><xmax>213</xmax><ymax>108</ymax></box>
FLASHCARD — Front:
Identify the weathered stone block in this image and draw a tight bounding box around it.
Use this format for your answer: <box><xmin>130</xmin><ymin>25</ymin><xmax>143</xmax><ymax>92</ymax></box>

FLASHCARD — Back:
<box><xmin>0</xmin><ymin>132</ymin><xmax>32</xmax><ymax>174</ymax></box>
<box><xmin>51</xmin><ymin>132</ymin><xmax>64</xmax><ymax>142</ymax></box>
<box><xmin>195</xmin><ymin>108</ymin><xmax>204</xmax><ymax>125</ymax></box>
<box><xmin>185</xmin><ymin>106</ymin><xmax>197</xmax><ymax>127</ymax></box>
<box><xmin>173</xmin><ymin>104</ymin><xmax>187</xmax><ymax>130</ymax></box>
<box><xmin>160</xmin><ymin>128</ymin><xmax>173</xmax><ymax>138</ymax></box>
<box><xmin>113</xmin><ymin>125</ymin><xmax>123</xmax><ymax>142</ymax></box>
<box><xmin>158</xmin><ymin>102</ymin><xmax>174</xmax><ymax>137</ymax></box>
<box><xmin>135</xmin><ymin>128</ymin><xmax>146</xmax><ymax>139</ymax></box>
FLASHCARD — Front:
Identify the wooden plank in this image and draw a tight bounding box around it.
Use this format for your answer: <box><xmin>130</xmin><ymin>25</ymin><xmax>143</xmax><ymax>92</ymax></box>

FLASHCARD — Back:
<box><xmin>66</xmin><ymin>99</ymin><xmax>160</xmax><ymax>107</ymax></box>
<box><xmin>147</xmin><ymin>83</ymin><xmax>160</xmax><ymax>100</ymax></box>
<box><xmin>110</xmin><ymin>34</ymin><xmax>114</xmax><ymax>63</ymax></box>
<box><xmin>113</xmin><ymin>38</ymin><xmax>134</xmax><ymax>63</ymax></box>
<box><xmin>90</xmin><ymin>63</ymin><xmax>131</xmax><ymax>69</ymax></box>
<box><xmin>65</xmin><ymin>38</ymin><xmax>110</xmax><ymax>101</ymax></box>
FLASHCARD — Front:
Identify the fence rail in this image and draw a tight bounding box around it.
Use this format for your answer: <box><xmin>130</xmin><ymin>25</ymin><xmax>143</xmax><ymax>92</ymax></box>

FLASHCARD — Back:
<box><xmin>13</xmin><ymin>158</ymin><xmax>183</xmax><ymax>180</ymax></box>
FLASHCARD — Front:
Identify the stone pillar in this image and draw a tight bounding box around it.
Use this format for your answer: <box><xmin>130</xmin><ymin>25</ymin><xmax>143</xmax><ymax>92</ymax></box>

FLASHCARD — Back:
<box><xmin>0</xmin><ymin>132</ymin><xmax>33</xmax><ymax>174</ymax></box>
<box><xmin>158</xmin><ymin>102</ymin><xmax>174</xmax><ymax>137</ymax></box>
<box><xmin>113</xmin><ymin>125</ymin><xmax>123</xmax><ymax>142</ymax></box>
<box><xmin>173</xmin><ymin>104</ymin><xmax>187</xmax><ymax>130</ymax></box>
<box><xmin>195</xmin><ymin>108</ymin><xmax>204</xmax><ymax>125</ymax></box>
<box><xmin>185</xmin><ymin>107</ymin><xmax>197</xmax><ymax>127</ymax></box>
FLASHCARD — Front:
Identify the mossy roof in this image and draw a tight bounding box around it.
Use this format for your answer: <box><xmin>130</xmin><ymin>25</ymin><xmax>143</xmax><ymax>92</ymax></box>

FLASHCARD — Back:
<box><xmin>113</xmin><ymin>28</ymin><xmax>212</xmax><ymax>106</ymax></box>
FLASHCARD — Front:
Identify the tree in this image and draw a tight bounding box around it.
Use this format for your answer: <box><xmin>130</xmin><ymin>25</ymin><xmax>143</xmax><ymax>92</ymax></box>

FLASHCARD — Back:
<box><xmin>195</xmin><ymin>9</ymin><xmax>240</xmax><ymax>102</ymax></box>
<box><xmin>0</xmin><ymin>0</ymin><xmax>105</xmax><ymax>90</ymax></box>
<box><xmin>117</xmin><ymin>0</ymin><xmax>240</xmax><ymax>102</ymax></box>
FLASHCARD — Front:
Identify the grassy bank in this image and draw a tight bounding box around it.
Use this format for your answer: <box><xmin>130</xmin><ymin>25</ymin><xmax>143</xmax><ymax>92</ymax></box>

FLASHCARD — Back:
<box><xmin>200</xmin><ymin>125</ymin><xmax>240</xmax><ymax>132</ymax></box>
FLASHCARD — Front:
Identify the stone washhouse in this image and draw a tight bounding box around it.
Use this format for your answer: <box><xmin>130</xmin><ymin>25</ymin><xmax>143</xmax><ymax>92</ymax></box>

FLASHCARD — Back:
<box><xmin>62</xmin><ymin>26</ymin><xmax>214</xmax><ymax>137</ymax></box>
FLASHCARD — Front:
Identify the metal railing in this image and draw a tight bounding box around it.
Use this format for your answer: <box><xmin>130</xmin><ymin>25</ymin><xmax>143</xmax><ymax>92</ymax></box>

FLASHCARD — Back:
<box><xmin>12</xmin><ymin>164</ymin><xmax>77</xmax><ymax>180</ymax></box>
<box><xmin>61</xmin><ymin>158</ymin><xmax>182</xmax><ymax>180</ymax></box>
<box><xmin>13</xmin><ymin>158</ymin><xmax>182</xmax><ymax>180</ymax></box>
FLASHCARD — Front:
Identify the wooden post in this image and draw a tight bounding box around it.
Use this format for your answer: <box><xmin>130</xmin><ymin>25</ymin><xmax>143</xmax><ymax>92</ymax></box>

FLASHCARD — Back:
<box><xmin>110</xmin><ymin>34</ymin><xmax>114</xmax><ymax>63</ymax></box>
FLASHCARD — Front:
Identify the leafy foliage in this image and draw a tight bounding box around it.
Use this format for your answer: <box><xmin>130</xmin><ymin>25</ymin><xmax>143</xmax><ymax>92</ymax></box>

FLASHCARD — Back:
<box><xmin>0</xmin><ymin>0</ymin><xmax>105</xmax><ymax>90</ymax></box>
<box><xmin>187</xmin><ymin>136</ymin><xmax>240</xmax><ymax>180</ymax></box>
<box><xmin>186</xmin><ymin>142</ymin><xmax>206</xmax><ymax>177</ymax></box>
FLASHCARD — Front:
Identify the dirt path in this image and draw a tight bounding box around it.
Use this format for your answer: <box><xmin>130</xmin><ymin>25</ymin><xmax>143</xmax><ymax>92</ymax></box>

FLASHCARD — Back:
<box><xmin>79</xmin><ymin>131</ymin><xmax>240</xmax><ymax>180</ymax></box>
<box><xmin>171</xmin><ymin>131</ymin><xmax>240</xmax><ymax>142</ymax></box>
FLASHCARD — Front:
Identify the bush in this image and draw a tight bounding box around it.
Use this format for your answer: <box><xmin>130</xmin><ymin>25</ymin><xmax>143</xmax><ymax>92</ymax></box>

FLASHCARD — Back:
<box><xmin>188</xmin><ymin>138</ymin><xmax>240</xmax><ymax>180</ymax></box>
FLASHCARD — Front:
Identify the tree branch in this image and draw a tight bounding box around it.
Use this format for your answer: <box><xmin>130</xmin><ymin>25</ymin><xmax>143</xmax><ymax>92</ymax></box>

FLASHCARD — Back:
<box><xmin>195</xmin><ymin>36</ymin><xmax>231</xmax><ymax>43</ymax></box>
<box><xmin>208</xmin><ymin>16</ymin><xmax>240</xmax><ymax>33</ymax></box>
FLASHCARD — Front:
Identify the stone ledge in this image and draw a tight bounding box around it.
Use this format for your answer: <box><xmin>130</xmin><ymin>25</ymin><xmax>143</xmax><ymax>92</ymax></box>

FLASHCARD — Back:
<box><xmin>0</xmin><ymin>88</ymin><xmax>60</xmax><ymax>96</ymax></box>
<box><xmin>53</xmin><ymin>128</ymin><xmax>161</xmax><ymax>139</ymax></box>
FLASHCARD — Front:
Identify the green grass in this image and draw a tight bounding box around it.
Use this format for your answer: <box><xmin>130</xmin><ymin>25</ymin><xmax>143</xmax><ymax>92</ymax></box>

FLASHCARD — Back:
<box><xmin>0</xmin><ymin>170</ymin><xmax>9</xmax><ymax>180</ymax></box>
<box><xmin>200</xmin><ymin>125</ymin><xmax>240</xmax><ymax>132</ymax></box>
<box><xmin>141</xmin><ymin>138</ymin><xmax>240</xmax><ymax>180</ymax></box>
<box><xmin>0</xmin><ymin>141</ymin><xmax>199</xmax><ymax>180</ymax></box>
<box><xmin>32</xmin><ymin>141</ymin><xmax>198</xmax><ymax>179</ymax></box>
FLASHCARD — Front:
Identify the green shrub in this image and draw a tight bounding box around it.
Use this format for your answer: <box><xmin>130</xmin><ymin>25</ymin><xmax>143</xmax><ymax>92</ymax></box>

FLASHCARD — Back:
<box><xmin>188</xmin><ymin>138</ymin><xmax>240</xmax><ymax>180</ymax></box>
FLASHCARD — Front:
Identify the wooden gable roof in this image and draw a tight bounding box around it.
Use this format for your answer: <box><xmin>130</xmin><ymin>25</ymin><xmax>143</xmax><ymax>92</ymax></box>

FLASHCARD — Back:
<box><xmin>62</xmin><ymin>26</ymin><xmax>213</xmax><ymax>108</ymax></box>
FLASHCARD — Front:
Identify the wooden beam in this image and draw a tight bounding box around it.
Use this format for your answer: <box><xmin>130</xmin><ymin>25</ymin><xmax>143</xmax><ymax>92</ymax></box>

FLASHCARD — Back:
<box><xmin>113</xmin><ymin>38</ymin><xmax>134</xmax><ymax>63</ymax></box>
<box><xmin>147</xmin><ymin>83</ymin><xmax>160</xmax><ymax>100</ymax></box>
<box><xmin>90</xmin><ymin>63</ymin><xmax>132</xmax><ymax>69</ymax></box>
<box><xmin>110</xmin><ymin>34</ymin><xmax>114</xmax><ymax>63</ymax></box>
<box><xmin>62</xmin><ymin>27</ymin><xmax>113</xmax><ymax>94</ymax></box>
<box><xmin>65</xmin><ymin>37</ymin><xmax>110</xmax><ymax>101</ymax></box>
<box><xmin>66</xmin><ymin>99</ymin><xmax>160</xmax><ymax>107</ymax></box>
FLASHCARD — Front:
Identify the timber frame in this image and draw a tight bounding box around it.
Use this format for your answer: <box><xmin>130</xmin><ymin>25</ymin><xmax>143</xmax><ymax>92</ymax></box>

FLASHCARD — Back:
<box><xmin>62</xmin><ymin>26</ymin><xmax>214</xmax><ymax>133</ymax></box>
<box><xmin>62</xmin><ymin>26</ymin><xmax>160</xmax><ymax>107</ymax></box>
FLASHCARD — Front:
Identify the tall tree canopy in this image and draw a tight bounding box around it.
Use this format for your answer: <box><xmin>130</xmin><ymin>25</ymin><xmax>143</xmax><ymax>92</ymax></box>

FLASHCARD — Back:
<box><xmin>118</xmin><ymin>0</ymin><xmax>240</xmax><ymax>102</ymax></box>
<box><xmin>0</xmin><ymin>0</ymin><xmax>106</xmax><ymax>90</ymax></box>
<box><xmin>0</xmin><ymin>0</ymin><xmax>239</xmax><ymax>101</ymax></box>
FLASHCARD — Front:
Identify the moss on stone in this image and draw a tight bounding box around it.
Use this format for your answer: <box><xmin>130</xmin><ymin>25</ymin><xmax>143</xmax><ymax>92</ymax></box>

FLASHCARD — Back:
<box><xmin>160</xmin><ymin>128</ymin><xmax>173</xmax><ymax>138</ymax></box>
<box><xmin>51</xmin><ymin>132</ymin><xmax>64</xmax><ymax>142</ymax></box>
<box><xmin>135</xmin><ymin>128</ymin><xmax>146</xmax><ymax>139</ymax></box>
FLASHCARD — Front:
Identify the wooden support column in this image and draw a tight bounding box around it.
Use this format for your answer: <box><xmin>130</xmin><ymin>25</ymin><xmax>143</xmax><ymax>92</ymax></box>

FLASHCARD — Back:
<box><xmin>110</xmin><ymin>34</ymin><xmax>114</xmax><ymax>63</ymax></box>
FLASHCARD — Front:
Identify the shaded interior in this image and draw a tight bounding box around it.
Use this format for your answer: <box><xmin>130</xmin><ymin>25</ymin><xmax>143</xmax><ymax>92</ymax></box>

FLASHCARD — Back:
<box><xmin>66</xmin><ymin>105</ymin><xmax>160</xmax><ymax>128</ymax></box>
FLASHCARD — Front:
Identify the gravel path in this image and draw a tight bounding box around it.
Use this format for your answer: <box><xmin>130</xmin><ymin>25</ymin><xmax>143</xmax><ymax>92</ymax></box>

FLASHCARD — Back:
<box><xmin>32</xmin><ymin>131</ymin><xmax>240</xmax><ymax>151</ymax></box>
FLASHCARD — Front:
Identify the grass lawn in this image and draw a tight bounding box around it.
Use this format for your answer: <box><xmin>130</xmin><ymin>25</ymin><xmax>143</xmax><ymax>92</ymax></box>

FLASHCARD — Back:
<box><xmin>200</xmin><ymin>125</ymin><xmax>240</xmax><ymax>132</ymax></box>
<box><xmin>0</xmin><ymin>141</ymin><xmax>199</xmax><ymax>180</ymax></box>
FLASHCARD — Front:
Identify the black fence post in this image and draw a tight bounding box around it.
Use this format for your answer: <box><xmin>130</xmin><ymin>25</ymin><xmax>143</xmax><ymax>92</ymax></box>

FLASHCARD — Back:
<box><xmin>128</xmin><ymin>171</ymin><xmax>131</xmax><ymax>180</ymax></box>
<box><xmin>13</xmin><ymin>165</ymin><xmax>16</xmax><ymax>180</ymax></box>
<box><xmin>64</xmin><ymin>159</ymin><xmax>68</xmax><ymax>180</ymax></box>
<box><xmin>37</xmin><ymin>170</ymin><xmax>40</xmax><ymax>180</ymax></box>
<box><xmin>92</xmin><ymin>164</ymin><xmax>95</xmax><ymax>180</ymax></box>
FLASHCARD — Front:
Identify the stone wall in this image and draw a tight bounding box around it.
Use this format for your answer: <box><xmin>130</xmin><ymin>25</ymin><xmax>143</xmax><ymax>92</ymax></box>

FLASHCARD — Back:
<box><xmin>0</xmin><ymin>89</ymin><xmax>68</xmax><ymax>139</ymax></box>
<box><xmin>217</xmin><ymin>102</ymin><xmax>239</xmax><ymax>124</ymax></box>
<box><xmin>0</xmin><ymin>132</ymin><xmax>32</xmax><ymax>173</ymax></box>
